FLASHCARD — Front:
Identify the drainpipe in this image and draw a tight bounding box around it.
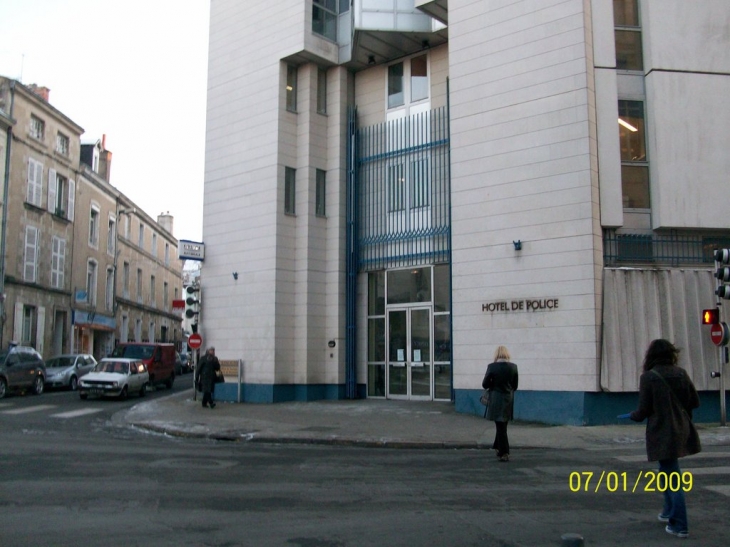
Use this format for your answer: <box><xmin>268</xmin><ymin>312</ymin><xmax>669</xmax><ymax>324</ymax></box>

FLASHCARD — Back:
<box><xmin>0</xmin><ymin>80</ymin><xmax>16</xmax><ymax>349</ymax></box>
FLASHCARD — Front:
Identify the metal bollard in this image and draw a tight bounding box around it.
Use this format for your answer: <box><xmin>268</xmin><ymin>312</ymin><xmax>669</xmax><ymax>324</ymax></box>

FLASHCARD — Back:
<box><xmin>561</xmin><ymin>533</ymin><xmax>584</xmax><ymax>547</ymax></box>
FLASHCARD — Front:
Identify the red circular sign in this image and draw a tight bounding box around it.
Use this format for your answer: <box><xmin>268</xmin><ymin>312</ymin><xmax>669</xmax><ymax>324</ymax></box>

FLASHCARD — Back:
<box><xmin>188</xmin><ymin>333</ymin><xmax>203</xmax><ymax>349</ymax></box>
<box><xmin>710</xmin><ymin>323</ymin><xmax>729</xmax><ymax>346</ymax></box>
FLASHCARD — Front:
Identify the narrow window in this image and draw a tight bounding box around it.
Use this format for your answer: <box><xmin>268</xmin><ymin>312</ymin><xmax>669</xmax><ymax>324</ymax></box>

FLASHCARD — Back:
<box><xmin>285</xmin><ymin>167</ymin><xmax>296</xmax><ymax>214</ymax></box>
<box><xmin>411</xmin><ymin>55</ymin><xmax>428</xmax><ymax>103</ymax></box>
<box><xmin>136</xmin><ymin>268</ymin><xmax>143</xmax><ymax>303</ymax></box>
<box><xmin>138</xmin><ymin>223</ymin><xmax>145</xmax><ymax>249</ymax></box>
<box><xmin>614</xmin><ymin>0</ymin><xmax>643</xmax><ymax>70</ymax></box>
<box><xmin>286</xmin><ymin>65</ymin><xmax>298</xmax><ymax>112</ymax></box>
<box><xmin>618</xmin><ymin>100</ymin><xmax>650</xmax><ymax>208</ymax></box>
<box><xmin>316</xmin><ymin>169</ymin><xmax>326</xmax><ymax>217</ymax></box>
<box><xmin>388</xmin><ymin>63</ymin><xmax>404</xmax><ymax>109</ymax></box>
<box><xmin>123</xmin><ymin>262</ymin><xmax>130</xmax><ymax>298</ymax></box>
<box><xmin>107</xmin><ymin>216</ymin><xmax>117</xmax><ymax>255</ymax></box>
<box><xmin>151</xmin><ymin>233</ymin><xmax>157</xmax><ymax>257</ymax></box>
<box><xmin>150</xmin><ymin>275</ymin><xmax>156</xmax><ymax>306</ymax></box>
<box><xmin>165</xmin><ymin>243</ymin><xmax>170</xmax><ymax>266</ymax></box>
<box><xmin>388</xmin><ymin>164</ymin><xmax>405</xmax><ymax>212</ymax></box>
<box><xmin>163</xmin><ymin>281</ymin><xmax>169</xmax><ymax>310</ymax></box>
<box><xmin>317</xmin><ymin>68</ymin><xmax>327</xmax><ymax>115</ymax></box>
<box><xmin>30</xmin><ymin>115</ymin><xmax>45</xmax><ymax>140</ymax></box>
<box><xmin>105</xmin><ymin>268</ymin><xmax>114</xmax><ymax>311</ymax></box>
<box><xmin>89</xmin><ymin>205</ymin><xmax>100</xmax><ymax>247</ymax></box>
<box><xmin>86</xmin><ymin>260</ymin><xmax>98</xmax><ymax>306</ymax></box>
<box><xmin>56</xmin><ymin>132</ymin><xmax>70</xmax><ymax>156</ymax></box>
<box><xmin>24</xmin><ymin>226</ymin><xmax>39</xmax><ymax>282</ymax></box>
<box><xmin>26</xmin><ymin>158</ymin><xmax>43</xmax><ymax>207</ymax></box>
<box><xmin>51</xmin><ymin>236</ymin><xmax>66</xmax><ymax>289</ymax></box>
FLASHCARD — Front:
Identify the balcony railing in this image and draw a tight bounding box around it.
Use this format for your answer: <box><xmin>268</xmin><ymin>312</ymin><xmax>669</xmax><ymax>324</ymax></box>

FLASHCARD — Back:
<box><xmin>603</xmin><ymin>230</ymin><xmax>730</xmax><ymax>266</ymax></box>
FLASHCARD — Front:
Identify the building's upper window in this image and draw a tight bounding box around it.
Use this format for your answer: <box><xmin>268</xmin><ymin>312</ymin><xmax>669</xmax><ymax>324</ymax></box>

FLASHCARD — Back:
<box><xmin>24</xmin><ymin>226</ymin><xmax>39</xmax><ymax>282</ymax></box>
<box><xmin>317</xmin><ymin>68</ymin><xmax>327</xmax><ymax>115</ymax></box>
<box><xmin>164</xmin><ymin>243</ymin><xmax>170</xmax><ymax>266</ymax></box>
<box><xmin>107</xmin><ymin>216</ymin><xmax>117</xmax><ymax>255</ymax></box>
<box><xmin>56</xmin><ymin>132</ymin><xmax>70</xmax><ymax>156</ymax></box>
<box><xmin>163</xmin><ymin>281</ymin><xmax>169</xmax><ymax>310</ymax></box>
<box><xmin>105</xmin><ymin>268</ymin><xmax>114</xmax><ymax>312</ymax></box>
<box><xmin>26</xmin><ymin>157</ymin><xmax>43</xmax><ymax>207</ymax></box>
<box><xmin>89</xmin><ymin>205</ymin><xmax>100</xmax><ymax>247</ymax></box>
<box><xmin>49</xmin><ymin>171</ymin><xmax>74</xmax><ymax>219</ymax></box>
<box><xmin>136</xmin><ymin>268</ymin><xmax>143</xmax><ymax>303</ymax></box>
<box><xmin>138</xmin><ymin>223</ymin><xmax>145</xmax><ymax>249</ymax></box>
<box><xmin>150</xmin><ymin>275</ymin><xmax>156</xmax><ymax>306</ymax></box>
<box><xmin>316</xmin><ymin>169</ymin><xmax>326</xmax><ymax>217</ymax></box>
<box><xmin>123</xmin><ymin>262</ymin><xmax>130</xmax><ymax>298</ymax></box>
<box><xmin>614</xmin><ymin>0</ymin><xmax>643</xmax><ymax>71</ymax></box>
<box><xmin>30</xmin><ymin>115</ymin><xmax>45</xmax><ymax>141</ymax></box>
<box><xmin>618</xmin><ymin>99</ymin><xmax>650</xmax><ymax>209</ymax></box>
<box><xmin>51</xmin><ymin>236</ymin><xmax>66</xmax><ymax>289</ymax></box>
<box><xmin>151</xmin><ymin>233</ymin><xmax>157</xmax><ymax>257</ymax></box>
<box><xmin>388</xmin><ymin>54</ymin><xmax>429</xmax><ymax>112</ymax></box>
<box><xmin>286</xmin><ymin>65</ymin><xmax>298</xmax><ymax>112</ymax></box>
<box><xmin>312</xmin><ymin>0</ymin><xmax>338</xmax><ymax>41</ymax></box>
<box><xmin>86</xmin><ymin>260</ymin><xmax>98</xmax><ymax>306</ymax></box>
<box><xmin>285</xmin><ymin>166</ymin><xmax>296</xmax><ymax>214</ymax></box>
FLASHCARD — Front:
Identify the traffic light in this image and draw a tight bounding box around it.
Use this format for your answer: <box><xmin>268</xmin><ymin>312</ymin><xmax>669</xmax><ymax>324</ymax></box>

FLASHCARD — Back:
<box><xmin>702</xmin><ymin>308</ymin><xmax>720</xmax><ymax>325</ymax></box>
<box><xmin>184</xmin><ymin>285</ymin><xmax>200</xmax><ymax>320</ymax></box>
<box><xmin>714</xmin><ymin>249</ymin><xmax>730</xmax><ymax>299</ymax></box>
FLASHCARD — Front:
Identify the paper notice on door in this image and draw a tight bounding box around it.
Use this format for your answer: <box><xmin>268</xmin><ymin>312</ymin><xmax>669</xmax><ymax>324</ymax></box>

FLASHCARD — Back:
<box><xmin>413</xmin><ymin>349</ymin><xmax>421</xmax><ymax>362</ymax></box>
<box><xmin>397</xmin><ymin>349</ymin><xmax>405</xmax><ymax>361</ymax></box>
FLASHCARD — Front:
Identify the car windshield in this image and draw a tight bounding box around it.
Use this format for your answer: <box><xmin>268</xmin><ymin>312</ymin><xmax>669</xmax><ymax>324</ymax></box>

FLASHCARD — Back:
<box><xmin>96</xmin><ymin>361</ymin><xmax>129</xmax><ymax>374</ymax></box>
<box><xmin>110</xmin><ymin>345</ymin><xmax>154</xmax><ymax>359</ymax></box>
<box><xmin>47</xmin><ymin>356</ymin><xmax>74</xmax><ymax>368</ymax></box>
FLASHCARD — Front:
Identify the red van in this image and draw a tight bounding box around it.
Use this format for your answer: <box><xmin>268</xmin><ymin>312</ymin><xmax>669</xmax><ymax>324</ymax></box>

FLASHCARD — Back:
<box><xmin>110</xmin><ymin>343</ymin><xmax>176</xmax><ymax>388</ymax></box>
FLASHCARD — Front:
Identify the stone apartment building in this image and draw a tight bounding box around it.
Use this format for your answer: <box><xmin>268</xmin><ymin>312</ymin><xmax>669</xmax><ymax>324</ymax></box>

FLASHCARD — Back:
<box><xmin>0</xmin><ymin>77</ymin><xmax>183</xmax><ymax>361</ymax></box>
<box><xmin>201</xmin><ymin>0</ymin><xmax>730</xmax><ymax>424</ymax></box>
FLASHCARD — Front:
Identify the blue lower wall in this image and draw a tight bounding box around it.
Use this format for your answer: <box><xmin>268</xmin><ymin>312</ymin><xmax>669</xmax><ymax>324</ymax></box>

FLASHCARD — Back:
<box><xmin>455</xmin><ymin>389</ymin><xmax>730</xmax><ymax>425</ymax></box>
<box><xmin>213</xmin><ymin>384</ymin><xmax>729</xmax><ymax>425</ymax></box>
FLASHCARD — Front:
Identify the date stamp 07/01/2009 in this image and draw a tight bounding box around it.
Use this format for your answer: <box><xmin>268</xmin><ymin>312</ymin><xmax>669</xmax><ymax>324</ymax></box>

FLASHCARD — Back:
<box><xmin>568</xmin><ymin>471</ymin><xmax>693</xmax><ymax>493</ymax></box>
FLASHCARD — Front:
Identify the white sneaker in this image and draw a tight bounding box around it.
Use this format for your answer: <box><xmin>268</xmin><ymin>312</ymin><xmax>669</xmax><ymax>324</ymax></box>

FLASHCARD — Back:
<box><xmin>665</xmin><ymin>525</ymin><xmax>689</xmax><ymax>539</ymax></box>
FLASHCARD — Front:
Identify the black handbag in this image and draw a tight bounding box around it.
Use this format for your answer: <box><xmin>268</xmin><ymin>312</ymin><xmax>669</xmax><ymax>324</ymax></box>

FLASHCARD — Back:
<box><xmin>215</xmin><ymin>369</ymin><xmax>225</xmax><ymax>383</ymax></box>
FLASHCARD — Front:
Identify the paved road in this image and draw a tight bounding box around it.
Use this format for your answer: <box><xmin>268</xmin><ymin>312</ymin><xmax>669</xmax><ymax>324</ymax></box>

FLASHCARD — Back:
<box><xmin>0</xmin><ymin>391</ymin><xmax>728</xmax><ymax>546</ymax></box>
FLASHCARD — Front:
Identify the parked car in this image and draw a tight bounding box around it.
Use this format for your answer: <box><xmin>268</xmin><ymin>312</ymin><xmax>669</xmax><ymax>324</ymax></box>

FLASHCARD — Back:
<box><xmin>45</xmin><ymin>354</ymin><xmax>97</xmax><ymax>390</ymax></box>
<box><xmin>78</xmin><ymin>358</ymin><xmax>149</xmax><ymax>400</ymax></box>
<box><xmin>178</xmin><ymin>352</ymin><xmax>191</xmax><ymax>373</ymax></box>
<box><xmin>109</xmin><ymin>343</ymin><xmax>175</xmax><ymax>388</ymax></box>
<box><xmin>0</xmin><ymin>344</ymin><xmax>45</xmax><ymax>399</ymax></box>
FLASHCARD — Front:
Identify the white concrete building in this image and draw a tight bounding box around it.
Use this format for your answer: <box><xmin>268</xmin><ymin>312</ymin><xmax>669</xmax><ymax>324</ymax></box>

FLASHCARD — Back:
<box><xmin>202</xmin><ymin>0</ymin><xmax>730</xmax><ymax>423</ymax></box>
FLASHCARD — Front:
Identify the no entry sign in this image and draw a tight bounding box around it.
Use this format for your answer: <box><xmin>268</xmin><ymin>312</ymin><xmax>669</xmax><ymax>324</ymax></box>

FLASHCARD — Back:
<box><xmin>188</xmin><ymin>333</ymin><xmax>203</xmax><ymax>350</ymax></box>
<box><xmin>710</xmin><ymin>323</ymin><xmax>729</xmax><ymax>346</ymax></box>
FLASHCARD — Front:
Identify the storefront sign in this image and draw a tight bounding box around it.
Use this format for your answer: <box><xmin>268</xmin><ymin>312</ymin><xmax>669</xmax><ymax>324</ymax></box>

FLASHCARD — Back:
<box><xmin>482</xmin><ymin>299</ymin><xmax>559</xmax><ymax>313</ymax></box>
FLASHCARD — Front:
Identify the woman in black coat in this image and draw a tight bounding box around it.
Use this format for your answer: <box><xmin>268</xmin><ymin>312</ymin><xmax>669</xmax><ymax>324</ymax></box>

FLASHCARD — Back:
<box><xmin>630</xmin><ymin>339</ymin><xmax>700</xmax><ymax>539</ymax></box>
<box><xmin>482</xmin><ymin>345</ymin><xmax>519</xmax><ymax>462</ymax></box>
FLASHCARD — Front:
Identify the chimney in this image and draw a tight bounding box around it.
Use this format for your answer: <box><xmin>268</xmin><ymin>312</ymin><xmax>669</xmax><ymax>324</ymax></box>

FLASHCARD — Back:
<box><xmin>27</xmin><ymin>84</ymin><xmax>50</xmax><ymax>102</ymax></box>
<box><xmin>157</xmin><ymin>212</ymin><xmax>174</xmax><ymax>235</ymax></box>
<box><xmin>98</xmin><ymin>135</ymin><xmax>112</xmax><ymax>182</ymax></box>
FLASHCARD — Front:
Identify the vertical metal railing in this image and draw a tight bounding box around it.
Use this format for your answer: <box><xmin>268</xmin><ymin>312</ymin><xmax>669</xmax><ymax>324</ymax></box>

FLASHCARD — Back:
<box><xmin>356</xmin><ymin>106</ymin><xmax>451</xmax><ymax>271</ymax></box>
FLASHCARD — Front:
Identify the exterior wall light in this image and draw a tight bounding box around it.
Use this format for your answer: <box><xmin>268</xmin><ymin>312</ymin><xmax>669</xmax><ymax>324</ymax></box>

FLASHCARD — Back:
<box><xmin>513</xmin><ymin>240</ymin><xmax>522</xmax><ymax>251</ymax></box>
<box><xmin>232</xmin><ymin>272</ymin><xmax>238</xmax><ymax>280</ymax></box>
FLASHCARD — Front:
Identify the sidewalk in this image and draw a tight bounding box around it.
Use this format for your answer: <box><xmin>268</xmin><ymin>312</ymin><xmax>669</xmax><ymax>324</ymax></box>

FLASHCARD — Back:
<box><xmin>117</xmin><ymin>389</ymin><xmax>730</xmax><ymax>450</ymax></box>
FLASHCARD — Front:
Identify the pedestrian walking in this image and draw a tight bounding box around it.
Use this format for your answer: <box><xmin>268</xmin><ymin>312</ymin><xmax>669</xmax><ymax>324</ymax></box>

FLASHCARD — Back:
<box><xmin>482</xmin><ymin>345</ymin><xmax>519</xmax><ymax>462</ymax></box>
<box><xmin>630</xmin><ymin>339</ymin><xmax>701</xmax><ymax>539</ymax></box>
<box><xmin>195</xmin><ymin>346</ymin><xmax>221</xmax><ymax>409</ymax></box>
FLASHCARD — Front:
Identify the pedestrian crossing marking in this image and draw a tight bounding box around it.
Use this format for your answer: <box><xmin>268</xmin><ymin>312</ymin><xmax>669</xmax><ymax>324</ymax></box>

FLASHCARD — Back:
<box><xmin>50</xmin><ymin>408</ymin><xmax>105</xmax><ymax>419</ymax></box>
<box><xmin>1</xmin><ymin>404</ymin><xmax>56</xmax><ymax>415</ymax></box>
<box><xmin>614</xmin><ymin>452</ymin><xmax>730</xmax><ymax>463</ymax></box>
<box><xmin>706</xmin><ymin>485</ymin><xmax>730</xmax><ymax>497</ymax></box>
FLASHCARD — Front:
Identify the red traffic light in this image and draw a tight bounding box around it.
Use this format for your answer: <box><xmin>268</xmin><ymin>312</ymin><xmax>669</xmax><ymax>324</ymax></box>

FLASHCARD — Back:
<box><xmin>702</xmin><ymin>308</ymin><xmax>720</xmax><ymax>325</ymax></box>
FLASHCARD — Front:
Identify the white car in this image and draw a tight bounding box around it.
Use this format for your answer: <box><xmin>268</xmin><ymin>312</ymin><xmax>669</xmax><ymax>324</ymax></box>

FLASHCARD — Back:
<box><xmin>45</xmin><ymin>354</ymin><xmax>97</xmax><ymax>390</ymax></box>
<box><xmin>78</xmin><ymin>358</ymin><xmax>149</xmax><ymax>400</ymax></box>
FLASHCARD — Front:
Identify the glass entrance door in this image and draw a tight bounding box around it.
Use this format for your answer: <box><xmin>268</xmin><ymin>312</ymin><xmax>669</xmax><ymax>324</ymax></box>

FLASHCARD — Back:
<box><xmin>387</xmin><ymin>307</ymin><xmax>431</xmax><ymax>399</ymax></box>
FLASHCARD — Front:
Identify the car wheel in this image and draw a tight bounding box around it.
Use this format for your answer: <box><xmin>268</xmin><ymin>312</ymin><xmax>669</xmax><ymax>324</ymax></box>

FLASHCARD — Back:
<box><xmin>80</xmin><ymin>393</ymin><xmax>88</xmax><ymax>400</ymax></box>
<box><xmin>0</xmin><ymin>378</ymin><xmax>6</xmax><ymax>399</ymax></box>
<box><xmin>139</xmin><ymin>383</ymin><xmax>147</xmax><ymax>398</ymax></box>
<box><xmin>119</xmin><ymin>386</ymin><xmax>128</xmax><ymax>400</ymax></box>
<box><xmin>32</xmin><ymin>375</ymin><xmax>44</xmax><ymax>395</ymax></box>
<box><xmin>69</xmin><ymin>376</ymin><xmax>78</xmax><ymax>391</ymax></box>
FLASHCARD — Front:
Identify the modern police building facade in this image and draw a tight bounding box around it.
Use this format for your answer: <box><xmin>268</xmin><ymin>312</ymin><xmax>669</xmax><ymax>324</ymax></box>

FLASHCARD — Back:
<box><xmin>202</xmin><ymin>0</ymin><xmax>730</xmax><ymax>424</ymax></box>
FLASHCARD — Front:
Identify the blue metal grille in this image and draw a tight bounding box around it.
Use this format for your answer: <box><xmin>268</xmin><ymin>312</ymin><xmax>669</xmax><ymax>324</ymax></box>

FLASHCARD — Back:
<box><xmin>356</xmin><ymin>107</ymin><xmax>451</xmax><ymax>271</ymax></box>
<box><xmin>603</xmin><ymin>230</ymin><xmax>730</xmax><ymax>266</ymax></box>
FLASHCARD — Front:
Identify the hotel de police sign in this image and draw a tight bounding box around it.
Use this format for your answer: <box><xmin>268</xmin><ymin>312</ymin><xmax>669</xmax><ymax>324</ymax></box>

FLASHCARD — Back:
<box><xmin>482</xmin><ymin>298</ymin><xmax>559</xmax><ymax>313</ymax></box>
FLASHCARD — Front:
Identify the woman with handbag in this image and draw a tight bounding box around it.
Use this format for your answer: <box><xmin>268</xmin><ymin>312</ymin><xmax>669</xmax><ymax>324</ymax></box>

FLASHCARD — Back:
<box><xmin>482</xmin><ymin>345</ymin><xmax>519</xmax><ymax>462</ymax></box>
<box><xmin>195</xmin><ymin>346</ymin><xmax>221</xmax><ymax>409</ymax></box>
<box><xmin>630</xmin><ymin>339</ymin><xmax>701</xmax><ymax>539</ymax></box>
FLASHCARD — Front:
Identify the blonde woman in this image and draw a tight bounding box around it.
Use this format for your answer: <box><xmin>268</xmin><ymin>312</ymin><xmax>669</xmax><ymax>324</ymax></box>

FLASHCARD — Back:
<box><xmin>482</xmin><ymin>345</ymin><xmax>519</xmax><ymax>461</ymax></box>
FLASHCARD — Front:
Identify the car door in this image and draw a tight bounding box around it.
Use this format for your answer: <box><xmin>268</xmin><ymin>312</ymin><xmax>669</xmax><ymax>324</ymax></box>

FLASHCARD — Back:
<box><xmin>5</xmin><ymin>351</ymin><xmax>25</xmax><ymax>387</ymax></box>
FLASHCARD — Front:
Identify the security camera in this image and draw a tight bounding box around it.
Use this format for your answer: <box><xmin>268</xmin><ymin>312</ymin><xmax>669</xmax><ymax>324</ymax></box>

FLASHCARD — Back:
<box><xmin>710</xmin><ymin>371</ymin><xmax>722</xmax><ymax>378</ymax></box>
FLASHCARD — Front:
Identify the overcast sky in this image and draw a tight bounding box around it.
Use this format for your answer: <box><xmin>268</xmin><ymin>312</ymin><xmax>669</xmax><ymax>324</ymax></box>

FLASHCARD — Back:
<box><xmin>0</xmin><ymin>0</ymin><xmax>210</xmax><ymax>243</ymax></box>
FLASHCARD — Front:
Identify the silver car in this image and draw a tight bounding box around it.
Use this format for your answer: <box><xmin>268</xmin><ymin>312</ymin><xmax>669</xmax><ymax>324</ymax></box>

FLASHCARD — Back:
<box><xmin>45</xmin><ymin>354</ymin><xmax>97</xmax><ymax>390</ymax></box>
<box><xmin>78</xmin><ymin>358</ymin><xmax>149</xmax><ymax>400</ymax></box>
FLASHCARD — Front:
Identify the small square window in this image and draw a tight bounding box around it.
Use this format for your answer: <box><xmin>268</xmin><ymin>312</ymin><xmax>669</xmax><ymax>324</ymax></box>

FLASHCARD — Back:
<box><xmin>56</xmin><ymin>132</ymin><xmax>70</xmax><ymax>156</ymax></box>
<box><xmin>30</xmin><ymin>115</ymin><xmax>45</xmax><ymax>140</ymax></box>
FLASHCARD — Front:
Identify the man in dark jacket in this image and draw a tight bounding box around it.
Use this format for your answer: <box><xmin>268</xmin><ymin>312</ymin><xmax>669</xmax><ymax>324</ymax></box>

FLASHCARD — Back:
<box><xmin>195</xmin><ymin>346</ymin><xmax>221</xmax><ymax>409</ymax></box>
